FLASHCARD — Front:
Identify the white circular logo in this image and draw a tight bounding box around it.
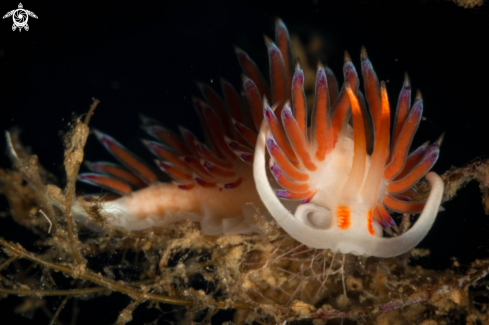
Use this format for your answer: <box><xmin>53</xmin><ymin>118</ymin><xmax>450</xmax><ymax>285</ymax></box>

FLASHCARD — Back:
<box><xmin>3</xmin><ymin>3</ymin><xmax>38</xmax><ymax>32</ymax></box>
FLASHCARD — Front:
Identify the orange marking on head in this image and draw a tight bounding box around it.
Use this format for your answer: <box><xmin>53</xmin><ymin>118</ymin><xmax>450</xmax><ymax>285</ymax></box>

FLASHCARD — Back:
<box><xmin>336</xmin><ymin>206</ymin><xmax>351</xmax><ymax>230</ymax></box>
<box><xmin>367</xmin><ymin>210</ymin><xmax>375</xmax><ymax>235</ymax></box>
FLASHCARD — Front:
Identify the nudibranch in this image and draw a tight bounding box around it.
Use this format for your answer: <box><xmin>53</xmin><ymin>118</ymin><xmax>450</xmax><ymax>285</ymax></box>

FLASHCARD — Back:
<box><xmin>69</xmin><ymin>19</ymin><xmax>443</xmax><ymax>257</ymax></box>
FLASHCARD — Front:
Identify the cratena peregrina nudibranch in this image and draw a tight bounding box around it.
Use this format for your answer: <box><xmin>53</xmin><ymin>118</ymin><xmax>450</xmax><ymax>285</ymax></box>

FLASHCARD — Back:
<box><xmin>70</xmin><ymin>19</ymin><xmax>443</xmax><ymax>257</ymax></box>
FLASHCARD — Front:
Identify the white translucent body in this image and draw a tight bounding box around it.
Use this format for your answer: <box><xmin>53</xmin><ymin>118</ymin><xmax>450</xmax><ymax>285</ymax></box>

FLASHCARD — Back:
<box><xmin>70</xmin><ymin>163</ymin><xmax>264</xmax><ymax>235</ymax></box>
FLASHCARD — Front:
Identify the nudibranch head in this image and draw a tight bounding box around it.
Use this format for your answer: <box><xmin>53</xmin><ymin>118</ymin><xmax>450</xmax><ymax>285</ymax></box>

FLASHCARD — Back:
<box><xmin>253</xmin><ymin>29</ymin><xmax>444</xmax><ymax>257</ymax></box>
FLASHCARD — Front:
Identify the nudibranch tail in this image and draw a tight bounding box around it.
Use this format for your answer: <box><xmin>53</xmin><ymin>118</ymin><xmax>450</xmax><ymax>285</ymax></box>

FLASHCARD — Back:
<box><xmin>73</xmin><ymin>21</ymin><xmax>311</xmax><ymax>235</ymax></box>
<box><xmin>76</xmin><ymin>105</ymin><xmax>262</xmax><ymax>233</ymax></box>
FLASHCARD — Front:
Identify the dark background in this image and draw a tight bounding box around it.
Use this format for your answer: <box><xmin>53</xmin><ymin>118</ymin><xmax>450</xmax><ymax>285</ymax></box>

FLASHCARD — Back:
<box><xmin>1</xmin><ymin>0</ymin><xmax>489</xmax><ymax>323</ymax></box>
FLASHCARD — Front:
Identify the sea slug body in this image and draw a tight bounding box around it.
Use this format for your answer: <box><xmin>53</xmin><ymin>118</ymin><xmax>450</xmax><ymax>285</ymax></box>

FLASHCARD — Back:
<box><xmin>70</xmin><ymin>19</ymin><xmax>444</xmax><ymax>257</ymax></box>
